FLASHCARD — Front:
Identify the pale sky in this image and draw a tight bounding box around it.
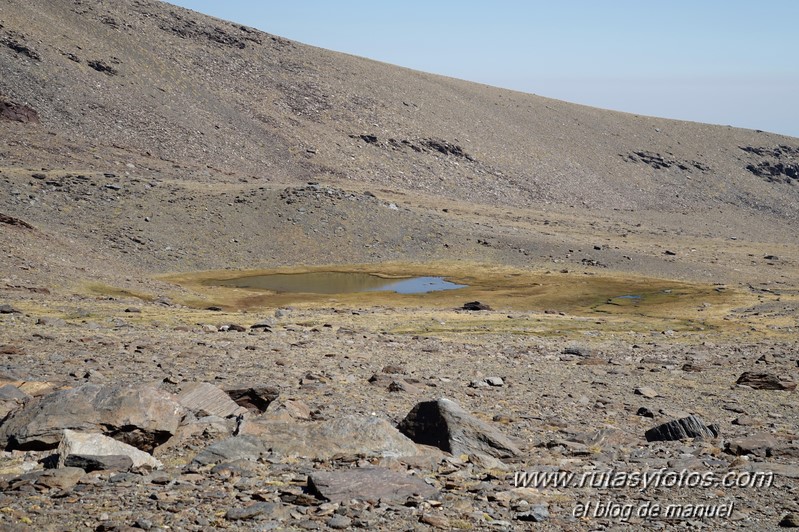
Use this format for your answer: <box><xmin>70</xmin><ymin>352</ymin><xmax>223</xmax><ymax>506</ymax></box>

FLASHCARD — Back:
<box><xmin>168</xmin><ymin>1</ymin><xmax>799</xmax><ymax>138</ymax></box>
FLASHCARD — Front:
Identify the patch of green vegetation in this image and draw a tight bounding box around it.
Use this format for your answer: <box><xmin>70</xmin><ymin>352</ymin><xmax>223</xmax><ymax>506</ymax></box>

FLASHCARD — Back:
<box><xmin>160</xmin><ymin>262</ymin><xmax>764</xmax><ymax>340</ymax></box>
<box><xmin>82</xmin><ymin>282</ymin><xmax>155</xmax><ymax>302</ymax></box>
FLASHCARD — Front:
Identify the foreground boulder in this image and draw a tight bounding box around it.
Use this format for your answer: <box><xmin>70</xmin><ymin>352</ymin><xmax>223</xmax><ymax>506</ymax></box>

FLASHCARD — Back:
<box><xmin>58</xmin><ymin>429</ymin><xmax>162</xmax><ymax>470</ymax></box>
<box><xmin>645</xmin><ymin>415</ymin><xmax>719</xmax><ymax>442</ymax></box>
<box><xmin>397</xmin><ymin>398</ymin><xmax>521</xmax><ymax>459</ymax></box>
<box><xmin>0</xmin><ymin>383</ymin><xmax>184</xmax><ymax>451</ymax></box>
<box><xmin>242</xmin><ymin>415</ymin><xmax>420</xmax><ymax>460</ymax></box>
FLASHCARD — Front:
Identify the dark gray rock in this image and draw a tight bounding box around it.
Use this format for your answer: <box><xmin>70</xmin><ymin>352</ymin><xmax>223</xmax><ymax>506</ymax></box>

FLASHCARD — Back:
<box><xmin>0</xmin><ymin>304</ymin><xmax>20</xmax><ymax>314</ymax></box>
<box><xmin>725</xmin><ymin>434</ymin><xmax>778</xmax><ymax>457</ymax></box>
<box><xmin>178</xmin><ymin>382</ymin><xmax>249</xmax><ymax>418</ymax></box>
<box><xmin>562</xmin><ymin>346</ymin><xmax>591</xmax><ymax>357</ymax></box>
<box><xmin>191</xmin><ymin>435</ymin><xmax>268</xmax><ymax>466</ymax></box>
<box><xmin>780</xmin><ymin>513</ymin><xmax>799</xmax><ymax>527</ymax></box>
<box><xmin>736</xmin><ymin>372</ymin><xmax>797</xmax><ymax>391</ymax></box>
<box><xmin>225</xmin><ymin>502</ymin><xmax>279</xmax><ymax>520</ymax></box>
<box><xmin>462</xmin><ymin>301</ymin><xmax>491</xmax><ymax>311</ymax></box>
<box><xmin>397</xmin><ymin>398</ymin><xmax>521</xmax><ymax>459</ymax></box>
<box><xmin>327</xmin><ymin>515</ymin><xmax>353</xmax><ymax>529</ymax></box>
<box><xmin>0</xmin><ymin>383</ymin><xmax>184</xmax><ymax>451</ymax></box>
<box><xmin>645</xmin><ymin>415</ymin><xmax>719</xmax><ymax>442</ymax></box>
<box><xmin>308</xmin><ymin>467</ymin><xmax>437</xmax><ymax>503</ymax></box>
<box><xmin>223</xmin><ymin>384</ymin><xmax>279</xmax><ymax>413</ymax></box>
<box><xmin>516</xmin><ymin>504</ymin><xmax>549</xmax><ymax>522</ymax></box>
<box><xmin>242</xmin><ymin>415</ymin><xmax>420</xmax><ymax>460</ymax></box>
<box><xmin>36</xmin><ymin>317</ymin><xmax>65</xmax><ymax>327</ymax></box>
<box><xmin>64</xmin><ymin>454</ymin><xmax>134</xmax><ymax>472</ymax></box>
<box><xmin>0</xmin><ymin>384</ymin><xmax>30</xmax><ymax>402</ymax></box>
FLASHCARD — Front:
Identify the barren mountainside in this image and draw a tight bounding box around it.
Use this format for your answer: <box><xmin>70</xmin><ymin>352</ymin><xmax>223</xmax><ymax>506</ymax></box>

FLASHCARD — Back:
<box><xmin>1</xmin><ymin>0</ymin><xmax>797</xmax><ymax>217</ymax></box>
<box><xmin>2</xmin><ymin>2</ymin><xmax>799</xmax><ymax>531</ymax></box>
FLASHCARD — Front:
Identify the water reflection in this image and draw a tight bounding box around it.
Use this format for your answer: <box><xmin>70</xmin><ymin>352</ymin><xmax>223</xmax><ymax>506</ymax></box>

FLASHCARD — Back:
<box><xmin>213</xmin><ymin>272</ymin><xmax>466</xmax><ymax>295</ymax></box>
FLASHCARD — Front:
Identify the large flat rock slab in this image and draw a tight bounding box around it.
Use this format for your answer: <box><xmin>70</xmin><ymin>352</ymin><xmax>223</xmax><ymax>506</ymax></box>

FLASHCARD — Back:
<box><xmin>308</xmin><ymin>467</ymin><xmax>437</xmax><ymax>503</ymax></box>
<box><xmin>242</xmin><ymin>415</ymin><xmax>421</xmax><ymax>460</ymax></box>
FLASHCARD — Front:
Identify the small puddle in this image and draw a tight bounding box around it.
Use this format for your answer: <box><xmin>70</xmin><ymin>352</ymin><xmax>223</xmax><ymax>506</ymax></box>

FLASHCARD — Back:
<box><xmin>211</xmin><ymin>272</ymin><xmax>466</xmax><ymax>295</ymax></box>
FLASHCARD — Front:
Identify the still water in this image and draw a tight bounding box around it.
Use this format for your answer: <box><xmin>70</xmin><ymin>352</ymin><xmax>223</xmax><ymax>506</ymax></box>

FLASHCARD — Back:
<box><xmin>213</xmin><ymin>272</ymin><xmax>467</xmax><ymax>295</ymax></box>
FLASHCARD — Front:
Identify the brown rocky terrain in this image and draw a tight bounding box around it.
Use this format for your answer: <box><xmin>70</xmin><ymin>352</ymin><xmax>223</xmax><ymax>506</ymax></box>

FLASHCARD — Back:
<box><xmin>0</xmin><ymin>0</ymin><xmax>798</xmax><ymax>530</ymax></box>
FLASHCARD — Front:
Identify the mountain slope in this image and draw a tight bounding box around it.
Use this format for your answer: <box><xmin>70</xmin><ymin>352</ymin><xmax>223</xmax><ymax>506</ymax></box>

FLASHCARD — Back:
<box><xmin>1</xmin><ymin>0</ymin><xmax>797</xmax><ymax>217</ymax></box>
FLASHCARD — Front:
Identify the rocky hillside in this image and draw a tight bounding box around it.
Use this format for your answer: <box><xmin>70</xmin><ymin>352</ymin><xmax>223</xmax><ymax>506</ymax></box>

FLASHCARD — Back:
<box><xmin>2</xmin><ymin>2</ymin><xmax>799</xmax><ymax>531</ymax></box>
<box><xmin>0</xmin><ymin>0</ymin><xmax>797</xmax><ymax>219</ymax></box>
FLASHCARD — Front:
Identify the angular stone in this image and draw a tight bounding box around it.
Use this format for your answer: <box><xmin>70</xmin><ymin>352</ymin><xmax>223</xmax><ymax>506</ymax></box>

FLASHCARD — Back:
<box><xmin>12</xmin><ymin>381</ymin><xmax>64</xmax><ymax>398</ymax></box>
<box><xmin>264</xmin><ymin>399</ymin><xmax>312</xmax><ymax>421</ymax></box>
<box><xmin>486</xmin><ymin>377</ymin><xmax>504</xmax><ymax>387</ymax></box>
<box><xmin>242</xmin><ymin>415</ymin><xmax>420</xmax><ymax>459</ymax></box>
<box><xmin>397</xmin><ymin>398</ymin><xmax>521</xmax><ymax>459</ymax></box>
<box><xmin>681</xmin><ymin>363</ymin><xmax>705</xmax><ymax>372</ymax></box>
<box><xmin>327</xmin><ymin>515</ymin><xmax>353</xmax><ymax>529</ymax></box>
<box><xmin>58</xmin><ymin>429</ymin><xmax>162</xmax><ymax>470</ymax></box>
<box><xmin>420</xmin><ymin>514</ymin><xmax>450</xmax><ymax>528</ymax></box>
<box><xmin>0</xmin><ymin>304</ymin><xmax>20</xmax><ymax>314</ymax></box>
<box><xmin>308</xmin><ymin>467</ymin><xmax>437</xmax><ymax>503</ymax></box>
<box><xmin>36</xmin><ymin>317</ymin><xmax>65</xmax><ymax>327</ymax></box>
<box><xmin>732</xmin><ymin>416</ymin><xmax>760</xmax><ymax>427</ymax></box>
<box><xmin>388</xmin><ymin>380</ymin><xmax>422</xmax><ymax>393</ymax></box>
<box><xmin>756</xmin><ymin>354</ymin><xmax>775</xmax><ymax>364</ymax></box>
<box><xmin>636</xmin><ymin>407</ymin><xmax>655</xmax><ymax>418</ymax></box>
<box><xmin>35</xmin><ymin>467</ymin><xmax>85</xmax><ymax>490</ymax></box>
<box><xmin>725</xmin><ymin>434</ymin><xmax>778</xmax><ymax>457</ymax></box>
<box><xmin>562</xmin><ymin>346</ymin><xmax>591</xmax><ymax>357</ymax></box>
<box><xmin>736</xmin><ymin>372</ymin><xmax>796</xmax><ymax>391</ymax></box>
<box><xmin>211</xmin><ymin>458</ymin><xmax>264</xmax><ymax>478</ymax></box>
<box><xmin>219</xmin><ymin>324</ymin><xmax>246</xmax><ymax>332</ymax></box>
<box><xmin>64</xmin><ymin>454</ymin><xmax>134</xmax><ymax>472</ymax></box>
<box><xmin>191</xmin><ymin>435</ymin><xmax>268</xmax><ymax>466</ymax></box>
<box><xmin>634</xmin><ymin>386</ymin><xmax>658</xmax><ymax>398</ymax></box>
<box><xmin>178</xmin><ymin>382</ymin><xmax>249</xmax><ymax>418</ymax></box>
<box><xmin>645</xmin><ymin>415</ymin><xmax>719</xmax><ymax>442</ymax></box>
<box><xmin>516</xmin><ymin>504</ymin><xmax>550</xmax><ymax>522</ymax></box>
<box><xmin>0</xmin><ymin>383</ymin><xmax>184</xmax><ymax>452</ymax></box>
<box><xmin>750</xmin><ymin>462</ymin><xmax>799</xmax><ymax>479</ymax></box>
<box><xmin>225</xmin><ymin>502</ymin><xmax>279</xmax><ymax>520</ymax></box>
<box><xmin>223</xmin><ymin>384</ymin><xmax>279</xmax><ymax>413</ymax></box>
<box><xmin>780</xmin><ymin>513</ymin><xmax>799</xmax><ymax>527</ymax></box>
<box><xmin>0</xmin><ymin>384</ymin><xmax>30</xmax><ymax>403</ymax></box>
